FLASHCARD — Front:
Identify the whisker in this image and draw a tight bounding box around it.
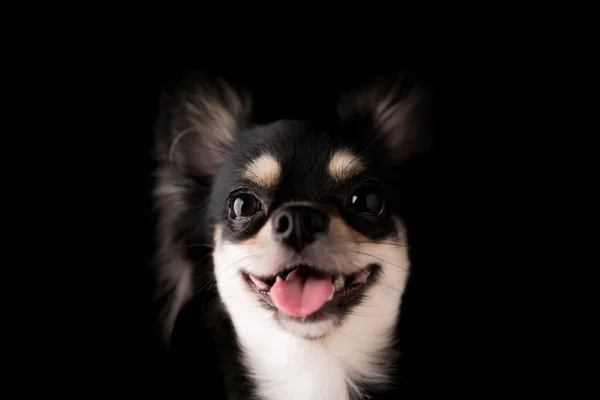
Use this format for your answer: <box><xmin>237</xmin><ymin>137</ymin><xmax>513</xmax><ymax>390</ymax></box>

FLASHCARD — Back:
<box><xmin>213</xmin><ymin>250</ymin><xmax>257</xmax><ymax>271</ymax></box>
<box><xmin>375</xmin><ymin>276</ymin><xmax>399</xmax><ymax>302</ymax></box>
<box><xmin>356</xmin><ymin>136</ymin><xmax>380</xmax><ymax>158</ymax></box>
<box><xmin>194</xmin><ymin>261</ymin><xmax>249</xmax><ymax>298</ymax></box>
<box><xmin>186</xmin><ymin>243</ymin><xmax>215</xmax><ymax>249</ymax></box>
<box><xmin>346</xmin><ymin>311</ymin><xmax>396</xmax><ymax>317</ymax></box>
<box><xmin>349</xmin><ymin>240</ymin><xmax>407</xmax><ymax>248</ymax></box>
<box><xmin>377</xmin><ymin>280</ymin><xmax>405</xmax><ymax>294</ymax></box>
<box><xmin>192</xmin><ymin>251</ymin><xmax>258</xmax><ymax>296</ymax></box>
<box><xmin>350</xmin><ymin>251</ymin><xmax>409</xmax><ymax>272</ymax></box>
<box><xmin>324</xmin><ymin>235</ymin><xmax>408</xmax><ymax>248</ymax></box>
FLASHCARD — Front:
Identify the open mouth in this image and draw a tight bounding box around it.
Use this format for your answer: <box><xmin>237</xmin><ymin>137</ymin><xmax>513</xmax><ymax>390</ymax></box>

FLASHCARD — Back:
<box><xmin>242</xmin><ymin>264</ymin><xmax>378</xmax><ymax>319</ymax></box>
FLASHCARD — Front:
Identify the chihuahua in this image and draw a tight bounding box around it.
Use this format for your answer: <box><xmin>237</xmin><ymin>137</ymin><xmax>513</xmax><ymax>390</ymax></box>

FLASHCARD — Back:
<box><xmin>153</xmin><ymin>73</ymin><xmax>429</xmax><ymax>400</ymax></box>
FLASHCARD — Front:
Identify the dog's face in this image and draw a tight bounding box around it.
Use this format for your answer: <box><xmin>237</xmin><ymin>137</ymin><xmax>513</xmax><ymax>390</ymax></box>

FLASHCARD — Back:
<box><xmin>154</xmin><ymin>75</ymin><xmax>428</xmax><ymax>341</ymax></box>
<box><xmin>210</xmin><ymin>121</ymin><xmax>410</xmax><ymax>339</ymax></box>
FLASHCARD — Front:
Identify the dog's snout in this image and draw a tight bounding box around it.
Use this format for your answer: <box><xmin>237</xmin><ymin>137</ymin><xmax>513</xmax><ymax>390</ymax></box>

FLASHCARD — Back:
<box><xmin>272</xmin><ymin>205</ymin><xmax>329</xmax><ymax>252</ymax></box>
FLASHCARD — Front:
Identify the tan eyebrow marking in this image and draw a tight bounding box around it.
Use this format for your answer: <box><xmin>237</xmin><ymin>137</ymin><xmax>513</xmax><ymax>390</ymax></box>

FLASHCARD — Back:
<box><xmin>242</xmin><ymin>153</ymin><xmax>281</xmax><ymax>189</ymax></box>
<box><xmin>328</xmin><ymin>149</ymin><xmax>366</xmax><ymax>182</ymax></box>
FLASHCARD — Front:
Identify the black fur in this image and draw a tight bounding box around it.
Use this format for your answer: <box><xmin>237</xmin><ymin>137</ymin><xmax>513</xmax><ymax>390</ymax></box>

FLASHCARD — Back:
<box><xmin>153</xmin><ymin>72</ymin><xmax>430</xmax><ymax>399</ymax></box>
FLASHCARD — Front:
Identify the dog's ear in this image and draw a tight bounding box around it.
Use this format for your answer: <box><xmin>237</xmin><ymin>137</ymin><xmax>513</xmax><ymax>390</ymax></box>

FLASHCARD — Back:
<box><xmin>152</xmin><ymin>76</ymin><xmax>252</xmax><ymax>343</ymax></box>
<box><xmin>337</xmin><ymin>75</ymin><xmax>430</xmax><ymax>165</ymax></box>
<box><xmin>155</xmin><ymin>76</ymin><xmax>252</xmax><ymax>176</ymax></box>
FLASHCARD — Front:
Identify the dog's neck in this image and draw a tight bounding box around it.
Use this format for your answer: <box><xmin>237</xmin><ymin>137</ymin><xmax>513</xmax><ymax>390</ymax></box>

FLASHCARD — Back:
<box><xmin>223</xmin><ymin>279</ymin><xmax>404</xmax><ymax>400</ymax></box>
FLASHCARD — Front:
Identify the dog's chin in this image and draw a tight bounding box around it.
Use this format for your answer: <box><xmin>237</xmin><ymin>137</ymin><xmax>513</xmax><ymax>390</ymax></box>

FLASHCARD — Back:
<box><xmin>241</xmin><ymin>264</ymin><xmax>380</xmax><ymax>339</ymax></box>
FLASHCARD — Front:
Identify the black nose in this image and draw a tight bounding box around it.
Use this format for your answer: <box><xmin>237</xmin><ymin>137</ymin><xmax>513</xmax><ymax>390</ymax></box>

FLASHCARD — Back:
<box><xmin>272</xmin><ymin>205</ymin><xmax>329</xmax><ymax>252</ymax></box>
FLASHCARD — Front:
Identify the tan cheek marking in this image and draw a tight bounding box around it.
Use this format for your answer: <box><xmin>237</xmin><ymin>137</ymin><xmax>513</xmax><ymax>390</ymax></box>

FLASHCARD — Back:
<box><xmin>239</xmin><ymin>219</ymin><xmax>272</xmax><ymax>246</ymax></box>
<box><xmin>328</xmin><ymin>149</ymin><xmax>366</xmax><ymax>182</ymax></box>
<box><xmin>358</xmin><ymin>217</ymin><xmax>406</xmax><ymax>258</ymax></box>
<box><xmin>329</xmin><ymin>215</ymin><xmax>405</xmax><ymax>253</ymax></box>
<box><xmin>213</xmin><ymin>224</ymin><xmax>223</xmax><ymax>248</ymax></box>
<box><xmin>242</xmin><ymin>153</ymin><xmax>281</xmax><ymax>189</ymax></box>
<box><xmin>214</xmin><ymin>220</ymin><xmax>273</xmax><ymax>247</ymax></box>
<box><xmin>329</xmin><ymin>216</ymin><xmax>370</xmax><ymax>243</ymax></box>
<box><xmin>392</xmin><ymin>216</ymin><xmax>407</xmax><ymax>243</ymax></box>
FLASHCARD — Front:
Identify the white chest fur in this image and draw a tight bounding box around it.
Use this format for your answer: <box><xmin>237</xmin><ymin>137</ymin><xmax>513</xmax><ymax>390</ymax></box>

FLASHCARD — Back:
<box><xmin>213</xmin><ymin>224</ymin><xmax>410</xmax><ymax>400</ymax></box>
<box><xmin>223</xmin><ymin>268</ymin><xmax>406</xmax><ymax>400</ymax></box>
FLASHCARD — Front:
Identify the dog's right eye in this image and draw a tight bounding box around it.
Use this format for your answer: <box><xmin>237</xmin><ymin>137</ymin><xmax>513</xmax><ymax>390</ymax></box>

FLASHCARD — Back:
<box><xmin>229</xmin><ymin>193</ymin><xmax>261</xmax><ymax>219</ymax></box>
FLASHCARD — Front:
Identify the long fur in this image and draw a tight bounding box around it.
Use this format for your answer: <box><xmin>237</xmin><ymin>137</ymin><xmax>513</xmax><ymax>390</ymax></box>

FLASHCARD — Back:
<box><xmin>152</xmin><ymin>76</ymin><xmax>252</xmax><ymax>341</ymax></box>
<box><xmin>152</xmin><ymin>73</ymin><xmax>427</xmax><ymax>399</ymax></box>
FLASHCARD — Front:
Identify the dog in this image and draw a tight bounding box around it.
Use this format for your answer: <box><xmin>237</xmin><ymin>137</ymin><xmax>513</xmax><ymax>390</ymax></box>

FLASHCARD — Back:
<box><xmin>152</xmin><ymin>72</ymin><xmax>429</xmax><ymax>399</ymax></box>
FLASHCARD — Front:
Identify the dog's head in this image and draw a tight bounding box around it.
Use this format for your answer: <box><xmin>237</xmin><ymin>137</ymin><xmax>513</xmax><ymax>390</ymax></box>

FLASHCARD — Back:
<box><xmin>154</xmin><ymin>74</ymin><xmax>428</xmax><ymax>342</ymax></box>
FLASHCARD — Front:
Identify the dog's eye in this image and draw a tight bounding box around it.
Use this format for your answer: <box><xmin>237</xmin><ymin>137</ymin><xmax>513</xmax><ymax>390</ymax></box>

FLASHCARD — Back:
<box><xmin>229</xmin><ymin>193</ymin><xmax>261</xmax><ymax>219</ymax></box>
<box><xmin>349</xmin><ymin>187</ymin><xmax>385</xmax><ymax>215</ymax></box>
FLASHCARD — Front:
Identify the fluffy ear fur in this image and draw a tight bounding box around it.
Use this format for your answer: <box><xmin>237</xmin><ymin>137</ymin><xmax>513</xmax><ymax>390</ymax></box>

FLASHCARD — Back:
<box><xmin>337</xmin><ymin>75</ymin><xmax>430</xmax><ymax>165</ymax></box>
<box><xmin>152</xmin><ymin>76</ymin><xmax>252</xmax><ymax>343</ymax></box>
<box><xmin>155</xmin><ymin>76</ymin><xmax>252</xmax><ymax>175</ymax></box>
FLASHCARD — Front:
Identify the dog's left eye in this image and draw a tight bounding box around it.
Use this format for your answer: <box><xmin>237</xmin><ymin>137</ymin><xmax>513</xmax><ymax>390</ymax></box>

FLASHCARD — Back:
<box><xmin>229</xmin><ymin>193</ymin><xmax>261</xmax><ymax>219</ymax></box>
<box><xmin>349</xmin><ymin>187</ymin><xmax>385</xmax><ymax>216</ymax></box>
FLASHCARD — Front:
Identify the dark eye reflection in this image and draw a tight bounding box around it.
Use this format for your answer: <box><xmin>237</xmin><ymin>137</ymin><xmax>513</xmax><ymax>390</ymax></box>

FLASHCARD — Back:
<box><xmin>349</xmin><ymin>187</ymin><xmax>385</xmax><ymax>215</ymax></box>
<box><xmin>229</xmin><ymin>193</ymin><xmax>261</xmax><ymax>219</ymax></box>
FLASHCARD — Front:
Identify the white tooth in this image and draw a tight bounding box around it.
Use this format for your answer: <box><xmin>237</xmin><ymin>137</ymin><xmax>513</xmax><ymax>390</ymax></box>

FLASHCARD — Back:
<box><xmin>327</xmin><ymin>288</ymin><xmax>334</xmax><ymax>301</ymax></box>
<box><xmin>275</xmin><ymin>276</ymin><xmax>283</xmax><ymax>283</ymax></box>
<box><xmin>333</xmin><ymin>275</ymin><xmax>345</xmax><ymax>291</ymax></box>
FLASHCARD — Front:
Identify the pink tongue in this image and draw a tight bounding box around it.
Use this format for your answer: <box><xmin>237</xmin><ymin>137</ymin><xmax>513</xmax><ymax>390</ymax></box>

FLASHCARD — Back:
<box><xmin>270</xmin><ymin>268</ymin><xmax>333</xmax><ymax>317</ymax></box>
